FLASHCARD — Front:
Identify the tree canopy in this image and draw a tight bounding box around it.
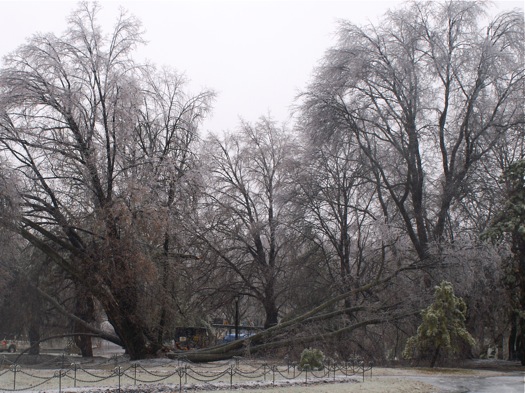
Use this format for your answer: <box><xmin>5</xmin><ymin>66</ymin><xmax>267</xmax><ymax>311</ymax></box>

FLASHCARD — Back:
<box><xmin>0</xmin><ymin>1</ymin><xmax>523</xmax><ymax>362</ymax></box>
<box><xmin>0</xmin><ymin>2</ymin><xmax>213</xmax><ymax>359</ymax></box>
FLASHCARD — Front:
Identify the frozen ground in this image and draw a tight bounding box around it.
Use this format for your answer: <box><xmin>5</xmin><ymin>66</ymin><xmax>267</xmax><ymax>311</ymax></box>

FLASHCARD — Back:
<box><xmin>0</xmin><ymin>353</ymin><xmax>522</xmax><ymax>393</ymax></box>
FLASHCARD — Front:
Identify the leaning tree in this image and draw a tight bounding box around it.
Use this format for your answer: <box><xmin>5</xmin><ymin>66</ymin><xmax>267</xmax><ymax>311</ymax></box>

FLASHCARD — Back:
<box><xmin>0</xmin><ymin>3</ymin><xmax>213</xmax><ymax>359</ymax></box>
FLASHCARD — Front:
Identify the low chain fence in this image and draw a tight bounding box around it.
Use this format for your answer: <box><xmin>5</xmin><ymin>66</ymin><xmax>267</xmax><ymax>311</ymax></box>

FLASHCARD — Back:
<box><xmin>0</xmin><ymin>354</ymin><xmax>373</xmax><ymax>392</ymax></box>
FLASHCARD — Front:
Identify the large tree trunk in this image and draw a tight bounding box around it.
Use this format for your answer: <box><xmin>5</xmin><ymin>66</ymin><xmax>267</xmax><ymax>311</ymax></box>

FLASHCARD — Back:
<box><xmin>430</xmin><ymin>345</ymin><xmax>441</xmax><ymax>368</ymax></box>
<box><xmin>25</xmin><ymin>279</ymin><xmax>43</xmax><ymax>356</ymax></box>
<box><xmin>263</xmin><ymin>280</ymin><xmax>279</xmax><ymax>328</ymax></box>
<box><xmin>102</xmin><ymin>285</ymin><xmax>158</xmax><ymax>360</ymax></box>
<box><xmin>263</xmin><ymin>299</ymin><xmax>279</xmax><ymax>329</ymax></box>
<box><xmin>74</xmin><ymin>334</ymin><xmax>93</xmax><ymax>358</ymax></box>
<box><xmin>27</xmin><ymin>324</ymin><xmax>40</xmax><ymax>356</ymax></box>
<box><xmin>515</xmin><ymin>235</ymin><xmax>525</xmax><ymax>366</ymax></box>
<box><xmin>74</xmin><ymin>287</ymin><xmax>95</xmax><ymax>357</ymax></box>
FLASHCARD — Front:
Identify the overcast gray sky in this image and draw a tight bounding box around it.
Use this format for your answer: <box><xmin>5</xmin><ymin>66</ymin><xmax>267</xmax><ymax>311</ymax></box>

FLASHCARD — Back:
<box><xmin>0</xmin><ymin>0</ymin><xmax>522</xmax><ymax>134</ymax></box>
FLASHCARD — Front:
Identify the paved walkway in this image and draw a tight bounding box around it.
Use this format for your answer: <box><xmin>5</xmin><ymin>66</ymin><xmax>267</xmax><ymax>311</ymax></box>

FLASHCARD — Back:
<box><xmin>405</xmin><ymin>373</ymin><xmax>524</xmax><ymax>392</ymax></box>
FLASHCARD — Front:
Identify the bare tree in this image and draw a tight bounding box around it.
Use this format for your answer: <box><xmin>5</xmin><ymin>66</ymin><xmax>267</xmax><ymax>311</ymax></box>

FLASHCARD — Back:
<box><xmin>295</xmin><ymin>1</ymin><xmax>523</xmax><ymax>361</ymax></box>
<box><xmin>123</xmin><ymin>65</ymin><xmax>214</xmax><ymax>344</ymax></box>
<box><xmin>294</xmin><ymin>127</ymin><xmax>382</xmax><ymax>310</ymax></box>
<box><xmin>300</xmin><ymin>1</ymin><xmax>524</xmax><ymax>261</ymax></box>
<box><xmin>0</xmin><ymin>3</ymin><xmax>213</xmax><ymax>359</ymax></box>
<box><xmin>195</xmin><ymin>117</ymin><xmax>300</xmax><ymax>328</ymax></box>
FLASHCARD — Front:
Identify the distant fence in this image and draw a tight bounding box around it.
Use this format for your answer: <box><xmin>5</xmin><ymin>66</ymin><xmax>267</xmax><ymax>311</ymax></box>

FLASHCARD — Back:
<box><xmin>0</xmin><ymin>356</ymin><xmax>372</xmax><ymax>392</ymax></box>
<box><xmin>0</xmin><ymin>354</ymin><xmax>373</xmax><ymax>392</ymax></box>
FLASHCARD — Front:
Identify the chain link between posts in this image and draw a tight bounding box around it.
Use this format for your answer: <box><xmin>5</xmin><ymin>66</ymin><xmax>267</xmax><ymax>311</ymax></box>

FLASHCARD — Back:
<box><xmin>0</xmin><ymin>354</ymin><xmax>372</xmax><ymax>392</ymax></box>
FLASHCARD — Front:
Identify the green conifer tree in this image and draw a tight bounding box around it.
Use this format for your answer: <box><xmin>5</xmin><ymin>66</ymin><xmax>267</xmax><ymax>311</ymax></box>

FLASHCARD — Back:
<box><xmin>403</xmin><ymin>282</ymin><xmax>476</xmax><ymax>367</ymax></box>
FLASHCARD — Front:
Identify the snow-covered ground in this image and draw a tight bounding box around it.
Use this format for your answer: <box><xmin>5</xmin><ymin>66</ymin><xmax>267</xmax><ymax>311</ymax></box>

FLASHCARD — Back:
<box><xmin>1</xmin><ymin>354</ymin><xmax>522</xmax><ymax>393</ymax></box>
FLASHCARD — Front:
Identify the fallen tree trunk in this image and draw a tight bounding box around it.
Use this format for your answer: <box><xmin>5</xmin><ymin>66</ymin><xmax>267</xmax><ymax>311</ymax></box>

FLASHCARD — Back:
<box><xmin>168</xmin><ymin>267</ymin><xmax>420</xmax><ymax>362</ymax></box>
<box><xmin>168</xmin><ymin>311</ymin><xmax>415</xmax><ymax>362</ymax></box>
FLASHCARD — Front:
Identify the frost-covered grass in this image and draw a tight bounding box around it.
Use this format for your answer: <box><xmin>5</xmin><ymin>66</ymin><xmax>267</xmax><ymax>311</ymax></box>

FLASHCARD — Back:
<box><xmin>0</xmin><ymin>357</ymin><xmax>366</xmax><ymax>392</ymax></box>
